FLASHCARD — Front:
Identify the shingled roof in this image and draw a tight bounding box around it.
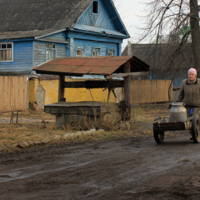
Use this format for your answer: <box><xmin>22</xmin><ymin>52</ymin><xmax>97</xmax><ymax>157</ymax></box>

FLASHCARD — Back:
<box><xmin>0</xmin><ymin>0</ymin><xmax>93</xmax><ymax>36</ymax></box>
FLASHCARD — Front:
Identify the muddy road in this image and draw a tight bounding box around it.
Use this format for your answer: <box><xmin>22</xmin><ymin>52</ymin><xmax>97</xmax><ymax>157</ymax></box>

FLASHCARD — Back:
<box><xmin>0</xmin><ymin>132</ymin><xmax>200</xmax><ymax>200</ymax></box>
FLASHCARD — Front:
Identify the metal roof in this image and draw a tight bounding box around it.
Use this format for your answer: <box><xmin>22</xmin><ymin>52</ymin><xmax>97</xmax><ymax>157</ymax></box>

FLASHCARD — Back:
<box><xmin>0</xmin><ymin>0</ymin><xmax>129</xmax><ymax>40</ymax></box>
<box><xmin>0</xmin><ymin>29</ymin><xmax>63</xmax><ymax>40</ymax></box>
<box><xmin>33</xmin><ymin>56</ymin><xmax>150</xmax><ymax>76</ymax></box>
<box><xmin>0</xmin><ymin>0</ymin><xmax>93</xmax><ymax>32</ymax></box>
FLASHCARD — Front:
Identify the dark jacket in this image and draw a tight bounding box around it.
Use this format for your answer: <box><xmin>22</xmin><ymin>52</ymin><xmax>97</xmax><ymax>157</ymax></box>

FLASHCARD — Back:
<box><xmin>177</xmin><ymin>78</ymin><xmax>200</xmax><ymax>107</ymax></box>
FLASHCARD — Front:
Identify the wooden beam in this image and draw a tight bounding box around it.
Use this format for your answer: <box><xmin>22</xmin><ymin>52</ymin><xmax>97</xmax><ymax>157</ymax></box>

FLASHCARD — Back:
<box><xmin>123</xmin><ymin>61</ymin><xmax>131</xmax><ymax>120</ymax></box>
<box><xmin>63</xmin><ymin>80</ymin><xmax>124</xmax><ymax>88</ymax></box>
<box><xmin>106</xmin><ymin>71</ymin><xmax>148</xmax><ymax>79</ymax></box>
<box><xmin>58</xmin><ymin>75</ymin><xmax>65</xmax><ymax>102</ymax></box>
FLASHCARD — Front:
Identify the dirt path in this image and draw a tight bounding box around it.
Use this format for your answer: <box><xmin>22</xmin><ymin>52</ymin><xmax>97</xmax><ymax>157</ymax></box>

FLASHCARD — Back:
<box><xmin>0</xmin><ymin>131</ymin><xmax>200</xmax><ymax>200</ymax></box>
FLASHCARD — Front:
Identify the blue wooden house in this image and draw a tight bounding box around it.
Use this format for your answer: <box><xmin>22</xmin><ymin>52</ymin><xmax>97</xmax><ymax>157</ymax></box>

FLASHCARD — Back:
<box><xmin>0</xmin><ymin>0</ymin><xmax>129</xmax><ymax>75</ymax></box>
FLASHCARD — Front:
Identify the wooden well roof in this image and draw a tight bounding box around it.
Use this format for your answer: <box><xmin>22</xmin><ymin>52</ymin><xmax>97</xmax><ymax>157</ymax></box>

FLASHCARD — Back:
<box><xmin>33</xmin><ymin>56</ymin><xmax>150</xmax><ymax>76</ymax></box>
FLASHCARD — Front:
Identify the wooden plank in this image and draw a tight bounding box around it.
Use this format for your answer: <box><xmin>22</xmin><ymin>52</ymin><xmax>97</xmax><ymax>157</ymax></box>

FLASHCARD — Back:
<box><xmin>152</xmin><ymin>80</ymin><xmax>157</xmax><ymax>103</ymax></box>
<box><xmin>10</xmin><ymin>77</ymin><xmax>14</xmax><ymax>111</ymax></box>
<box><xmin>58</xmin><ymin>75</ymin><xmax>65</xmax><ymax>102</ymax></box>
<box><xmin>4</xmin><ymin>76</ymin><xmax>10</xmax><ymax>112</ymax></box>
<box><xmin>15</xmin><ymin>76</ymin><xmax>20</xmax><ymax>111</ymax></box>
<box><xmin>0</xmin><ymin>76</ymin><xmax>28</xmax><ymax>113</ymax></box>
<box><xmin>130</xmin><ymin>80</ymin><xmax>173</xmax><ymax>104</ymax></box>
<box><xmin>124</xmin><ymin>62</ymin><xmax>131</xmax><ymax>119</ymax></box>
<box><xmin>63</xmin><ymin>80</ymin><xmax>124</xmax><ymax>88</ymax></box>
<box><xmin>0</xmin><ymin>77</ymin><xmax>3</xmax><ymax>112</ymax></box>
<box><xmin>106</xmin><ymin>72</ymin><xmax>148</xmax><ymax>78</ymax></box>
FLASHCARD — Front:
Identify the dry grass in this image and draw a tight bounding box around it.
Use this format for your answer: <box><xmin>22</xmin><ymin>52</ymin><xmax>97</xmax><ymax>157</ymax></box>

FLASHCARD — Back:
<box><xmin>133</xmin><ymin>103</ymin><xmax>169</xmax><ymax>122</ymax></box>
<box><xmin>0</xmin><ymin>103</ymin><xmax>170</xmax><ymax>148</ymax></box>
<box><xmin>0</xmin><ymin>123</ymin><xmax>65</xmax><ymax>147</ymax></box>
<box><xmin>0</xmin><ymin>109</ymin><xmax>55</xmax><ymax>120</ymax></box>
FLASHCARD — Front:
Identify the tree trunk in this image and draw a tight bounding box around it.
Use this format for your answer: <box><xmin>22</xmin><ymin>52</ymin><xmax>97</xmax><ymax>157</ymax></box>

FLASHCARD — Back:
<box><xmin>190</xmin><ymin>0</ymin><xmax>200</xmax><ymax>77</ymax></box>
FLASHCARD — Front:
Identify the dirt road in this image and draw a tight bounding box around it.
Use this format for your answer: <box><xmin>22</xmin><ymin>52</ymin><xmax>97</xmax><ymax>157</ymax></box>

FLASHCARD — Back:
<box><xmin>0</xmin><ymin>131</ymin><xmax>200</xmax><ymax>200</ymax></box>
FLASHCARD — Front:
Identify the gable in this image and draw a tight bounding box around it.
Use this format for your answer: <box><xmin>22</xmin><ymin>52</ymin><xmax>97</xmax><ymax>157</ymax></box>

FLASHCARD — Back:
<box><xmin>77</xmin><ymin>0</ymin><xmax>116</xmax><ymax>30</ymax></box>
<box><xmin>75</xmin><ymin>0</ymin><xmax>129</xmax><ymax>38</ymax></box>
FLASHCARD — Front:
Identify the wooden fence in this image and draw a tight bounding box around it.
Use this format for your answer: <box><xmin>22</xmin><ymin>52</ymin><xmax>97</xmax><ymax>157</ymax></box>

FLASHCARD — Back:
<box><xmin>0</xmin><ymin>76</ymin><xmax>28</xmax><ymax>112</ymax></box>
<box><xmin>131</xmin><ymin>80</ymin><xmax>173</xmax><ymax>104</ymax></box>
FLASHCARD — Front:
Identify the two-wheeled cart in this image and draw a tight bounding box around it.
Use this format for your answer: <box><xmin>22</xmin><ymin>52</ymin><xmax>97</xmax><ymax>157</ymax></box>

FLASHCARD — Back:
<box><xmin>153</xmin><ymin>112</ymin><xmax>200</xmax><ymax>144</ymax></box>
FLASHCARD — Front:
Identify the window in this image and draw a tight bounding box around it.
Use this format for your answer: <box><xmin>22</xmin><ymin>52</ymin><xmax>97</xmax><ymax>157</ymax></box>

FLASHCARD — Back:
<box><xmin>76</xmin><ymin>48</ymin><xmax>83</xmax><ymax>57</ymax></box>
<box><xmin>46</xmin><ymin>43</ymin><xmax>56</xmax><ymax>61</ymax></box>
<box><xmin>108</xmin><ymin>49</ymin><xmax>115</xmax><ymax>56</ymax></box>
<box><xmin>93</xmin><ymin>1</ymin><xmax>98</xmax><ymax>14</ymax></box>
<box><xmin>0</xmin><ymin>43</ymin><xmax>13</xmax><ymax>61</ymax></box>
<box><xmin>93</xmin><ymin>48</ymin><xmax>100</xmax><ymax>56</ymax></box>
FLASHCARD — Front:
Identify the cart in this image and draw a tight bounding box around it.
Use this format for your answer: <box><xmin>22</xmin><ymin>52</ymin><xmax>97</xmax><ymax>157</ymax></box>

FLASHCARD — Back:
<box><xmin>153</xmin><ymin>112</ymin><xmax>200</xmax><ymax>144</ymax></box>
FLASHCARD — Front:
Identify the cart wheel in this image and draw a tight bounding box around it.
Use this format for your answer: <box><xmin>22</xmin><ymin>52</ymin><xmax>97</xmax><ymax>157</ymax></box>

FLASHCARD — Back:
<box><xmin>153</xmin><ymin>116</ymin><xmax>165</xmax><ymax>144</ymax></box>
<box><xmin>192</xmin><ymin>115</ymin><xmax>200</xmax><ymax>143</ymax></box>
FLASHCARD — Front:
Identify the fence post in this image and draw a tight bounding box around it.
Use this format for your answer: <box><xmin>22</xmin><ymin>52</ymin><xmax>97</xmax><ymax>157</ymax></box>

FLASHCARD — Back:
<box><xmin>58</xmin><ymin>75</ymin><xmax>65</xmax><ymax>102</ymax></box>
<box><xmin>123</xmin><ymin>61</ymin><xmax>131</xmax><ymax>120</ymax></box>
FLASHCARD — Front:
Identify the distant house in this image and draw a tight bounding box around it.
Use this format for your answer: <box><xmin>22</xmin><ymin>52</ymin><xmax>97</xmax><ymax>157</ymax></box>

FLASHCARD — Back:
<box><xmin>122</xmin><ymin>42</ymin><xmax>193</xmax><ymax>87</ymax></box>
<box><xmin>0</xmin><ymin>0</ymin><xmax>129</xmax><ymax>75</ymax></box>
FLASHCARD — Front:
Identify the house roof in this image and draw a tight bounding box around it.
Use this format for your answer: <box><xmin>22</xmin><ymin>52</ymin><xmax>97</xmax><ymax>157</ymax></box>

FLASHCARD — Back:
<box><xmin>33</xmin><ymin>56</ymin><xmax>150</xmax><ymax>76</ymax></box>
<box><xmin>0</xmin><ymin>0</ymin><xmax>129</xmax><ymax>40</ymax></box>
<box><xmin>0</xmin><ymin>0</ymin><xmax>93</xmax><ymax>32</ymax></box>
<box><xmin>122</xmin><ymin>43</ymin><xmax>193</xmax><ymax>70</ymax></box>
<box><xmin>0</xmin><ymin>29</ymin><xmax>64</xmax><ymax>40</ymax></box>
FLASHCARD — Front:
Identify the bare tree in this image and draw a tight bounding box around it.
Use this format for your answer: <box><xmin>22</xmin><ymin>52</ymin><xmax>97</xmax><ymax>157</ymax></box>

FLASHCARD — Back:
<box><xmin>141</xmin><ymin>0</ymin><xmax>200</xmax><ymax>77</ymax></box>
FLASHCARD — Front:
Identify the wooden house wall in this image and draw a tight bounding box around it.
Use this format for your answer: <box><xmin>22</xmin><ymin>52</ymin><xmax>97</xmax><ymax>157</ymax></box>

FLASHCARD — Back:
<box><xmin>73</xmin><ymin>39</ymin><xmax>118</xmax><ymax>57</ymax></box>
<box><xmin>34</xmin><ymin>41</ymin><xmax>46</xmax><ymax>67</ymax></box>
<box><xmin>77</xmin><ymin>0</ymin><xmax>116</xmax><ymax>30</ymax></box>
<box><xmin>38</xmin><ymin>32</ymin><xmax>67</xmax><ymax>44</ymax></box>
<box><xmin>0</xmin><ymin>41</ymin><xmax>33</xmax><ymax>75</ymax></box>
<box><xmin>33</xmin><ymin>41</ymin><xmax>67</xmax><ymax>67</ymax></box>
<box><xmin>68</xmin><ymin>31</ymin><xmax>122</xmax><ymax>57</ymax></box>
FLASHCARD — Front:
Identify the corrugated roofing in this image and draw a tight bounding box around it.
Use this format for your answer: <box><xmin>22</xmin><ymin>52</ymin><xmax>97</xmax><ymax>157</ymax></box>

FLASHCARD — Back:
<box><xmin>0</xmin><ymin>0</ymin><xmax>93</xmax><ymax>32</ymax></box>
<box><xmin>33</xmin><ymin>56</ymin><xmax>150</xmax><ymax>76</ymax></box>
<box><xmin>0</xmin><ymin>29</ymin><xmax>62</xmax><ymax>40</ymax></box>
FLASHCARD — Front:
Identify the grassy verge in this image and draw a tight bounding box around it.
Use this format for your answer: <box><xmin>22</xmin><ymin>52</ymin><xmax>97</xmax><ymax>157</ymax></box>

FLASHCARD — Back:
<box><xmin>0</xmin><ymin>103</ymin><xmax>170</xmax><ymax>150</ymax></box>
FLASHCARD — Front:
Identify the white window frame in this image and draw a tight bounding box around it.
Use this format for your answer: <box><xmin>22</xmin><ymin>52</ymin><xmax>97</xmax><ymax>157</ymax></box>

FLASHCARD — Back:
<box><xmin>108</xmin><ymin>49</ymin><xmax>115</xmax><ymax>56</ymax></box>
<box><xmin>46</xmin><ymin>43</ymin><xmax>56</xmax><ymax>61</ymax></box>
<box><xmin>93</xmin><ymin>48</ymin><xmax>100</xmax><ymax>56</ymax></box>
<box><xmin>0</xmin><ymin>42</ymin><xmax>14</xmax><ymax>62</ymax></box>
<box><xmin>76</xmin><ymin>47</ymin><xmax>84</xmax><ymax>57</ymax></box>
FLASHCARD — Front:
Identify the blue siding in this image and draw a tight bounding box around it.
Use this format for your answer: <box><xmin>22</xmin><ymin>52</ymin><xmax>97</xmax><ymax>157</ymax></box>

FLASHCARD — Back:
<box><xmin>34</xmin><ymin>41</ymin><xmax>46</xmax><ymax>66</ymax></box>
<box><xmin>73</xmin><ymin>39</ymin><xmax>118</xmax><ymax>57</ymax></box>
<box><xmin>38</xmin><ymin>32</ymin><xmax>67</xmax><ymax>44</ymax></box>
<box><xmin>77</xmin><ymin>0</ymin><xmax>116</xmax><ymax>30</ymax></box>
<box><xmin>67</xmin><ymin>30</ymin><xmax>122</xmax><ymax>57</ymax></box>
<box><xmin>0</xmin><ymin>41</ymin><xmax>33</xmax><ymax>75</ymax></box>
<box><xmin>57</xmin><ymin>43</ymin><xmax>67</xmax><ymax>57</ymax></box>
<box><xmin>34</xmin><ymin>41</ymin><xmax>67</xmax><ymax>67</ymax></box>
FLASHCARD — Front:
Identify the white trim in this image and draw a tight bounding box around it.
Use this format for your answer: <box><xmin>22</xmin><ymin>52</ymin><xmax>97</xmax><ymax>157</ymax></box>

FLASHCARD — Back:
<box><xmin>46</xmin><ymin>43</ymin><xmax>56</xmax><ymax>61</ymax></box>
<box><xmin>0</xmin><ymin>42</ymin><xmax>14</xmax><ymax>62</ymax></box>
<box><xmin>109</xmin><ymin>0</ymin><xmax>130</xmax><ymax>37</ymax></box>
<box><xmin>108</xmin><ymin>49</ymin><xmax>115</xmax><ymax>56</ymax></box>
<box><xmin>92</xmin><ymin>47</ymin><xmax>101</xmax><ymax>56</ymax></box>
<box><xmin>76</xmin><ymin>47</ymin><xmax>84</xmax><ymax>57</ymax></box>
<box><xmin>35</xmin><ymin>29</ymin><xmax>66</xmax><ymax>39</ymax></box>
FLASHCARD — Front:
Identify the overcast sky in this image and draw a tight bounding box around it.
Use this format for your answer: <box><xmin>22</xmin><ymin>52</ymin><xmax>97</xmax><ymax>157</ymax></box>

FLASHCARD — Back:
<box><xmin>113</xmin><ymin>0</ymin><xmax>148</xmax><ymax>50</ymax></box>
<box><xmin>113</xmin><ymin>0</ymin><xmax>200</xmax><ymax>50</ymax></box>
